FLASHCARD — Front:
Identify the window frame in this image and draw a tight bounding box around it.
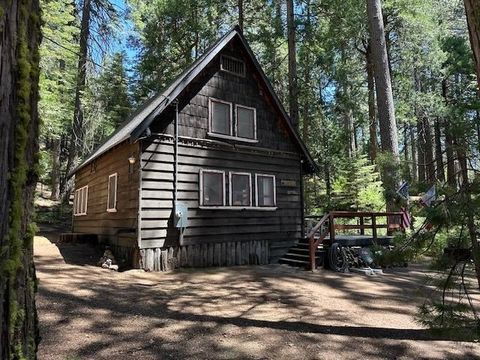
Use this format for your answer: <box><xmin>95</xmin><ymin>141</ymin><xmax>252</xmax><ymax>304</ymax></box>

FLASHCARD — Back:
<box><xmin>220</xmin><ymin>54</ymin><xmax>246</xmax><ymax>77</ymax></box>
<box><xmin>73</xmin><ymin>185</ymin><xmax>88</xmax><ymax>216</ymax></box>
<box><xmin>106</xmin><ymin>173</ymin><xmax>118</xmax><ymax>212</ymax></box>
<box><xmin>255</xmin><ymin>174</ymin><xmax>276</xmax><ymax>208</ymax></box>
<box><xmin>235</xmin><ymin>104</ymin><xmax>257</xmax><ymax>140</ymax></box>
<box><xmin>208</xmin><ymin>98</ymin><xmax>233</xmax><ymax>137</ymax></box>
<box><xmin>229</xmin><ymin>171</ymin><xmax>252</xmax><ymax>207</ymax></box>
<box><xmin>199</xmin><ymin>169</ymin><xmax>226</xmax><ymax>207</ymax></box>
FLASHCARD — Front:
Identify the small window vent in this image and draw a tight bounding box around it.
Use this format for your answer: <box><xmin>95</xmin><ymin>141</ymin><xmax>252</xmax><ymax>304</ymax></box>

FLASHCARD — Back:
<box><xmin>220</xmin><ymin>55</ymin><xmax>245</xmax><ymax>77</ymax></box>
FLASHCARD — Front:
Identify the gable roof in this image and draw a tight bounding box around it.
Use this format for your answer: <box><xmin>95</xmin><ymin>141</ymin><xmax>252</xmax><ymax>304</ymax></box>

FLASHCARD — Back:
<box><xmin>72</xmin><ymin>26</ymin><xmax>317</xmax><ymax>175</ymax></box>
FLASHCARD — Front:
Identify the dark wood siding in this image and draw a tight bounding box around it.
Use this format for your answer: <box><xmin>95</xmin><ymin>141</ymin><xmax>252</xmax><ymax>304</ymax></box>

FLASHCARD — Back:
<box><xmin>73</xmin><ymin>141</ymin><xmax>140</xmax><ymax>238</ymax></box>
<box><xmin>150</xmin><ymin>42</ymin><xmax>298</xmax><ymax>153</ymax></box>
<box><xmin>140</xmin><ymin>136</ymin><xmax>302</xmax><ymax>261</ymax></box>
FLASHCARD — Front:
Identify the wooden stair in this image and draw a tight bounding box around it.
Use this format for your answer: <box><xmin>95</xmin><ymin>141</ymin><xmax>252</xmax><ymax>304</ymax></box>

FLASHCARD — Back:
<box><xmin>279</xmin><ymin>237</ymin><xmax>325</xmax><ymax>268</ymax></box>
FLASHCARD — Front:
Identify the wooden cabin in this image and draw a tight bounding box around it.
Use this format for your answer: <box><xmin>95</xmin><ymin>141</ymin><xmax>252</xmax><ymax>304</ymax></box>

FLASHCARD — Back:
<box><xmin>70</xmin><ymin>27</ymin><xmax>316</xmax><ymax>271</ymax></box>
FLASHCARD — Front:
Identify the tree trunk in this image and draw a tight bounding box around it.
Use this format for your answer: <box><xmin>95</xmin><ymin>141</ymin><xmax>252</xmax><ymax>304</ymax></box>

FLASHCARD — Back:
<box><xmin>302</xmin><ymin>0</ymin><xmax>311</xmax><ymax>143</ymax></box>
<box><xmin>464</xmin><ymin>0</ymin><xmax>480</xmax><ymax>90</ymax></box>
<box><xmin>366</xmin><ymin>42</ymin><xmax>377</xmax><ymax>161</ymax></box>
<box><xmin>367</xmin><ymin>0</ymin><xmax>398</xmax><ymax>156</ymax></box>
<box><xmin>417</xmin><ymin>120</ymin><xmax>426</xmax><ymax>183</ymax></box>
<box><xmin>442</xmin><ymin>79</ymin><xmax>456</xmax><ymax>188</ymax></box>
<box><xmin>50</xmin><ymin>138</ymin><xmax>61</xmax><ymax>200</ymax></box>
<box><xmin>367</xmin><ymin>0</ymin><xmax>399</xmax><ymax>207</ymax></box>
<box><xmin>423</xmin><ymin>117</ymin><xmax>435</xmax><ymax>182</ymax></box>
<box><xmin>434</xmin><ymin>118</ymin><xmax>445</xmax><ymax>182</ymax></box>
<box><xmin>238</xmin><ymin>0</ymin><xmax>244</xmax><ymax>31</ymax></box>
<box><xmin>410</xmin><ymin>124</ymin><xmax>418</xmax><ymax>182</ymax></box>
<box><xmin>0</xmin><ymin>0</ymin><xmax>41</xmax><ymax>357</ymax></box>
<box><xmin>287</xmin><ymin>0</ymin><xmax>299</xmax><ymax>128</ymax></box>
<box><xmin>456</xmin><ymin>140</ymin><xmax>480</xmax><ymax>289</ymax></box>
<box><xmin>65</xmin><ymin>0</ymin><xmax>91</xmax><ymax>184</ymax></box>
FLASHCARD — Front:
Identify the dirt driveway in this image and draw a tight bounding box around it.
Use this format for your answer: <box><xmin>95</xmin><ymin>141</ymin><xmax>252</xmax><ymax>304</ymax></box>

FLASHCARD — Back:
<box><xmin>34</xmin><ymin>231</ymin><xmax>479</xmax><ymax>360</ymax></box>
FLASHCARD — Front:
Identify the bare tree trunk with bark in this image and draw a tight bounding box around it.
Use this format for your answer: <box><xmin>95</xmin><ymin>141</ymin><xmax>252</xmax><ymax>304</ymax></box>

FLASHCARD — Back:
<box><xmin>367</xmin><ymin>0</ymin><xmax>399</xmax><ymax>207</ymax></box>
<box><xmin>0</xmin><ymin>0</ymin><xmax>41</xmax><ymax>357</ymax></box>
<box><xmin>423</xmin><ymin>118</ymin><xmax>435</xmax><ymax>182</ymax></box>
<box><xmin>417</xmin><ymin>120</ymin><xmax>426</xmax><ymax>183</ymax></box>
<box><xmin>434</xmin><ymin>118</ymin><xmax>445</xmax><ymax>182</ymax></box>
<box><xmin>367</xmin><ymin>0</ymin><xmax>398</xmax><ymax>156</ymax></box>
<box><xmin>50</xmin><ymin>138</ymin><xmax>61</xmax><ymax>200</ymax></box>
<box><xmin>238</xmin><ymin>0</ymin><xmax>244</xmax><ymax>31</ymax></box>
<box><xmin>410</xmin><ymin>124</ymin><xmax>418</xmax><ymax>182</ymax></box>
<box><xmin>464</xmin><ymin>0</ymin><xmax>480</xmax><ymax>90</ymax></box>
<box><xmin>366</xmin><ymin>42</ymin><xmax>377</xmax><ymax>161</ymax></box>
<box><xmin>65</xmin><ymin>0</ymin><xmax>91</xmax><ymax>187</ymax></box>
<box><xmin>287</xmin><ymin>0</ymin><xmax>299</xmax><ymax>128</ymax></box>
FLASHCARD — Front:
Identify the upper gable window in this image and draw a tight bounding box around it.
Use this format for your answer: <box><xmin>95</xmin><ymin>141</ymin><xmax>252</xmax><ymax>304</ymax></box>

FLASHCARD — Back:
<box><xmin>209</xmin><ymin>98</ymin><xmax>232</xmax><ymax>136</ymax></box>
<box><xmin>220</xmin><ymin>55</ymin><xmax>245</xmax><ymax>77</ymax></box>
<box><xmin>236</xmin><ymin>105</ymin><xmax>256</xmax><ymax>140</ymax></box>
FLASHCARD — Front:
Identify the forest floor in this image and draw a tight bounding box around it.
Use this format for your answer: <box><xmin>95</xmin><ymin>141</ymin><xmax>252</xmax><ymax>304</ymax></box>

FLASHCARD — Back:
<box><xmin>34</xmin><ymin>227</ymin><xmax>480</xmax><ymax>360</ymax></box>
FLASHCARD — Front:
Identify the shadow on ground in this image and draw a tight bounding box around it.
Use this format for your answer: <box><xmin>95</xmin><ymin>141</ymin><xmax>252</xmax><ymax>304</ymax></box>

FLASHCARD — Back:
<box><xmin>34</xmin><ymin>229</ymin><xmax>480</xmax><ymax>360</ymax></box>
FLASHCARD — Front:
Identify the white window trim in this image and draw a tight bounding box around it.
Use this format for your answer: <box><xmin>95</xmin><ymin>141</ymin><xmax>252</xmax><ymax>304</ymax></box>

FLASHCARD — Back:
<box><xmin>255</xmin><ymin>174</ymin><xmax>277</xmax><ymax>207</ymax></box>
<box><xmin>73</xmin><ymin>185</ymin><xmax>88</xmax><ymax>216</ymax></box>
<box><xmin>235</xmin><ymin>104</ymin><xmax>257</xmax><ymax>140</ymax></box>
<box><xmin>206</xmin><ymin>132</ymin><xmax>259</xmax><ymax>143</ymax></box>
<box><xmin>208</xmin><ymin>98</ymin><xmax>233</xmax><ymax>136</ymax></box>
<box><xmin>107</xmin><ymin>173</ymin><xmax>118</xmax><ymax>212</ymax></box>
<box><xmin>199</xmin><ymin>206</ymin><xmax>277</xmax><ymax>211</ymax></box>
<box><xmin>220</xmin><ymin>54</ymin><xmax>246</xmax><ymax>77</ymax></box>
<box><xmin>199</xmin><ymin>169</ymin><xmax>226</xmax><ymax>207</ymax></box>
<box><xmin>229</xmin><ymin>171</ymin><xmax>252</xmax><ymax>207</ymax></box>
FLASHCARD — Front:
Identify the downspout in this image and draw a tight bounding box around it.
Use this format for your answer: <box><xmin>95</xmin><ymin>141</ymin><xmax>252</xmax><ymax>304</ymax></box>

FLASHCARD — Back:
<box><xmin>300</xmin><ymin>159</ymin><xmax>305</xmax><ymax>239</ymax></box>
<box><xmin>174</xmin><ymin>100</ymin><xmax>179</xmax><ymax>206</ymax></box>
<box><xmin>137</xmin><ymin>141</ymin><xmax>143</xmax><ymax>250</ymax></box>
<box><xmin>173</xmin><ymin>100</ymin><xmax>185</xmax><ymax>244</ymax></box>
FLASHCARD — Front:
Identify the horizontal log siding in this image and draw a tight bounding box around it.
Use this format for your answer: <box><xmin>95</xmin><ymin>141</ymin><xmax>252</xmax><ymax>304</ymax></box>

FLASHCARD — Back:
<box><xmin>73</xmin><ymin>141</ymin><xmax>140</xmax><ymax>238</ymax></box>
<box><xmin>140</xmin><ymin>138</ymin><xmax>302</xmax><ymax>262</ymax></box>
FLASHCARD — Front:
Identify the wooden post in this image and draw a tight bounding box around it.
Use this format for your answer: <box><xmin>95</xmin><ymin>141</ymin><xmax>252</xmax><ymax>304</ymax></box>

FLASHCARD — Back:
<box><xmin>309</xmin><ymin>236</ymin><xmax>316</xmax><ymax>271</ymax></box>
<box><xmin>372</xmin><ymin>215</ymin><xmax>377</xmax><ymax>240</ymax></box>
<box><xmin>329</xmin><ymin>213</ymin><xmax>335</xmax><ymax>243</ymax></box>
<box><xmin>359</xmin><ymin>216</ymin><xmax>365</xmax><ymax>235</ymax></box>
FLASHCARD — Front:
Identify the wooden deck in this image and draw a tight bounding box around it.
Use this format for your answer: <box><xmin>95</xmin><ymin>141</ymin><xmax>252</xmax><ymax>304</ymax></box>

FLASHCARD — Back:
<box><xmin>306</xmin><ymin>211</ymin><xmax>406</xmax><ymax>270</ymax></box>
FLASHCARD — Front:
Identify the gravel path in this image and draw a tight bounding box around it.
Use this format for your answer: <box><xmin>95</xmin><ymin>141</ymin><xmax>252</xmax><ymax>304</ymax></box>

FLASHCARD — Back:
<box><xmin>34</xmin><ymin>232</ymin><xmax>479</xmax><ymax>360</ymax></box>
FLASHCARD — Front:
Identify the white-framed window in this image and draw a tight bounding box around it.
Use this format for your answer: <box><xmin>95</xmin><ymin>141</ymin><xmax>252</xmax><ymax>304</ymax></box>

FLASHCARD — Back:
<box><xmin>235</xmin><ymin>104</ymin><xmax>256</xmax><ymax>140</ymax></box>
<box><xmin>107</xmin><ymin>173</ymin><xmax>118</xmax><ymax>212</ymax></box>
<box><xmin>73</xmin><ymin>185</ymin><xmax>88</xmax><ymax>216</ymax></box>
<box><xmin>199</xmin><ymin>169</ymin><xmax>226</xmax><ymax>206</ymax></box>
<box><xmin>209</xmin><ymin>98</ymin><xmax>232</xmax><ymax>136</ymax></box>
<box><xmin>229</xmin><ymin>172</ymin><xmax>252</xmax><ymax>206</ymax></box>
<box><xmin>256</xmin><ymin>174</ymin><xmax>276</xmax><ymax>207</ymax></box>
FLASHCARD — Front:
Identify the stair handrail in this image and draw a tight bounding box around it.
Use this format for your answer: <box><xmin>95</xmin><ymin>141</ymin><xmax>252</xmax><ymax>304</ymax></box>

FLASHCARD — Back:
<box><xmin>308</xmin><ymin>213</ymin><xmax>330</xmax><ymax>270</ymax></box>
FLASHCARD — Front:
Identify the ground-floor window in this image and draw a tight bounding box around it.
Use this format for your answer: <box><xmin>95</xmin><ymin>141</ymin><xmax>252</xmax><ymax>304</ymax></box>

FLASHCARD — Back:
<box><xmin>199</xmin><ymin>169</ymin><xmax>276</xmax><ymax>209</ymax></box>
<box><xmin>107</xmin><ymin>173</ymin><xmax>118</xmax><ymax>212</ymax></box>
<box><xmin>74</xmin><ymin>185</ymin><xmax>88</xmax><ymax>216</ymax></box>
<box><xmin>256</xmin><ymin>174</ymin><xmax>276</xmax><ymax>207</ymax></box>
<box><xmin>200</xmin><ymin>169</ymin><xmax>226</xmax><ymax>206</ymax></box>
<box><xmin>230</xmin><ymin>172</ymin><xmax>252</xmax><ymax>206</ymax></box>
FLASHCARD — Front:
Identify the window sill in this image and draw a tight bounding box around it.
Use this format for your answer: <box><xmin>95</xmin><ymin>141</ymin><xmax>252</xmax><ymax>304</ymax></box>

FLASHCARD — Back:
<box><xmin>207</xmin><ymin>132</ymin><xmax>258</xmax><ymax>143</ymax></box>
<box><xmin>106</xmin><ymin>209</ymin><xmax>117</xmax><ymax>213</ymax></box>
<box><xmin>73</xmin><ymin>213</ymin><xmax>87</xmax><ymax>217</ymax></box>
<box><xmin>199</xmin><ymin>206</ymin><xmax>277</xmax><ymax>211</ymax></box>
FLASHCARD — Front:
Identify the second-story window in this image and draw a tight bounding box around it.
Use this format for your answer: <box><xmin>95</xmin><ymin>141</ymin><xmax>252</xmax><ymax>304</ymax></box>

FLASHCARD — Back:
<box><xmin>209</xmin><ymin>98</ymin><xmax>232</xmax><ymax>135</ymax></box>
<box><xmin>236</xmin><ymin>105</ymin><xmax>256</xmax><ymax>139</ymax></box>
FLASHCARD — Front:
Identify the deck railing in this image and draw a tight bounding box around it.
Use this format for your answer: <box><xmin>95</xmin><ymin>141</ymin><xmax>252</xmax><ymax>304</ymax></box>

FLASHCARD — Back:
<box><xmin>307</xmin><ymin>211</ymin><xmax>406</xmax><ymax>270</ymax></box>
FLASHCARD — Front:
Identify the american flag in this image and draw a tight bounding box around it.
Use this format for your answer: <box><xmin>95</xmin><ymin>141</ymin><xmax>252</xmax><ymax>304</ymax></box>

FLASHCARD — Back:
<box><xmin>401</xmin><ymin>207</ymin><xmax>412</xmax><ymax>229</ymax></box>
